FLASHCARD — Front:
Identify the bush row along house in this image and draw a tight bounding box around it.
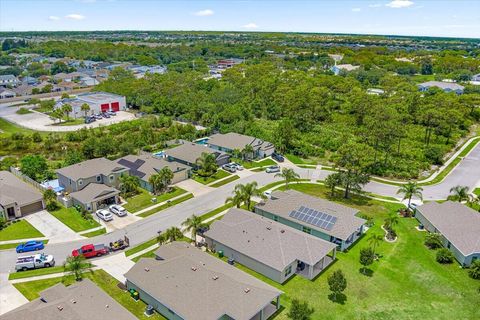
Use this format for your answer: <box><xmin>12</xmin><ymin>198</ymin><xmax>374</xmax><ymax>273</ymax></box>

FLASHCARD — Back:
<box><xmin>125</xmin><ymin>241</ymin><xmax>282</xmax><ymax>320</ymax></box>
<box><xmin>415</xmin><ymin>201</ymin><xmax>480</xmax><ymax>266</ymax></box>
<box><xmin>56</xmin><ymin>155</ymin><xmax>191</xmax><ymax>212</ymax></box>
<box><xmin>54</xmin><ymin>92</ymin><xmax>127</xmax><ymax>118</ymax></box>
<box><xmin>0</xmin><ymin>171</ymin><xmax>45</xmax><ymax>220</ymax></box>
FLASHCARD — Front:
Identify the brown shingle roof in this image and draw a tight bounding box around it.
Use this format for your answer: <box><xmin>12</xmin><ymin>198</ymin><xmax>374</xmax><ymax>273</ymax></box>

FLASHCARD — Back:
<box><xmin>205</xmin><ymin>208</ymin><xmax>336</xmax><ymax>271</ymax></box>
<box><xmin>256</xmin><ymin>190</ymin><xmax>365</xmax><ymax>240</ymax></box>
<box><xmin>124</xmin><ymin>242</ymin><xmax>281</xmax><ymax>320</ymax></box>
<box><xmin>416</xmin><ymin>201</ymin><xmax>480</xmax><ymax>256</ymax></box>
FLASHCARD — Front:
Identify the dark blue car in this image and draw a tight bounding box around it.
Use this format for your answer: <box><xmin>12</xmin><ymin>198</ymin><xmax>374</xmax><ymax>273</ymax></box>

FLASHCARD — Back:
<box><xmin>16</xmin><ymin>241</ymin><xmax>44</xmax><ymax>253</ymax></box>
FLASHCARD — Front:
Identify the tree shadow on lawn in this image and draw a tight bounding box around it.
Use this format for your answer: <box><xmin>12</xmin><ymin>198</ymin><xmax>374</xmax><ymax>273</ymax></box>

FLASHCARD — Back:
<box><xmin>359</xmin><ymin>267</ymin><xmax>374</xmax><ymax>277</ymax></box>
<box><xmin>328</xmin><ymin>292</ymin><xmax>347</xmax><ymax>305</ymax></box>
<box><xmin>269</xmin><ymin>305</ymin><xmax>286</xmax><ymax>320</ymax></box>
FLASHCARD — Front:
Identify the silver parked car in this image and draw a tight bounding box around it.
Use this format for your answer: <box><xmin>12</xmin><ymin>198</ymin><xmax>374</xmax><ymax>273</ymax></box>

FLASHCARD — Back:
<box><xmin>96</xmin><ymin>209</ymin><xmax>113</xmax><ymax>222</ymax></box>
<box><xmin>109</xmin><ymin>204</ymin><xmax>128</xmax><ymax>217</ymax></box>
<box><xmin>266</xmin><ymin>165</ymin><xmax>281</xmax><ymax>173</ymax></box>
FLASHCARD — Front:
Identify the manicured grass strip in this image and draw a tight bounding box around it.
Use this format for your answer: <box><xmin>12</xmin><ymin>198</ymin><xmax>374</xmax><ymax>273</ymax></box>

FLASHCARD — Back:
<box><xmin>123</xmin><ymin>187</ymin><xmax>187</xmax><ymax>213</ymax></box>
<box><xmin>0</xmin><ymin>240</ymin><xmax>48</xmax><ymax>251</ymax></box>
<box><xmin>131</xmin><ymin>249</ymin><xmax>157</xmax><ymax>263</ymax></box>
<box><xmin>0</xmin><ymin>220</ymin><xmax>44</xmax><ymax>241</ymax></box>
<box><xmin>48</xmin><ymin>206</ymin><xmax>100</xmax><ymax>232</ymax></box>
<box><xmin>13</xmin><ymin>270</ymin><xmax>164</xmax><ymax>320</ymax></box>
<box><xmin>258</xmin><ymin>179</ymin><xmax>310</xmax><ymax>193</ymax></box>
<box><xmin>9</xmin><ymin>266</ymin><xmax>65</xmax><ymax>280</ymax></box>
<box><xmin>251</xmin><ymin>167</ymin><xmax>264</xmax><ymax>172</ymax></box>
<box><xmin>474</xmin><ymin>188</ymin><xmax>480</xmax><ymax>196</ymax></box>
<box><xmin>193</xmin><ymin>169</ymin><xmax>231</xmax><ymax>185</ymax></box>
<box><xmin>125</xmin><ymin>237</ymin><xmax>159</xmax><ymax>257</ymax></box>
<box><xmin>210</xmin><ymin>175</ymin><xmax>240</xmax><ymax>187</ymax></box>
<box><xmin>16</xmin><ymin>107</ymin><xmax>32</xmax><ymax>115</ymax></box>
<box><xmin>285</xmin><ymin>154</ymin><xmax>317</xmax><ymax>165</ymax></box>
<box><xmin>82</xmin><ymin>228</ymin><xmax>107</xmax><ymax>238</ymax></box>
<box><xmin>138</xmin><ymin>193</ymin><xmax>194</xmax><ymax>218</ymax></box>
<box><xmin>200</xmin><ymin>203</ymin><xmax>234</xmax><ymax>222</ymax></box>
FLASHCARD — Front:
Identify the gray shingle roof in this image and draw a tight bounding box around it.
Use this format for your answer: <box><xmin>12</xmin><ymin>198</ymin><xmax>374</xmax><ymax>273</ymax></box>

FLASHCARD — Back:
<box><xmin>125</xmin><ymin>242</ymin><xmax>281</xmax><ymax>320</ymax></box>
<box><xmin>165</xmin><ymin>143</ymin><xmax>228</xmax><ymax>165</ymax></box>
<box><xmin>0</xmin><ymin>279</ymin><xmax>137</xmax><ymax>320</ymax></box>
<box><xmin>117</xmin><ymin>155</ymin><xmax>190</xmax><ymax>181</ymax></box>
<box><xmin>0</xmin><ymin>171</ymin><xmax>43</xmax><ymax>207</ymax></box>
<box><xmin>256</xmin><ymin>190</ymin><xmax>365</xmax><ymax>240</ymax></box>
<box><xmin>418</xmin><ymin>81</ymin><xmax>464</xmax><ymax>91</ymax></box>
<box><xmin>205</xmin><ymin>208</ymin><xmax>337</xmax><ymax>271</ymax></box>
<box><xmin>56</xmin><ymin>158</ymin><xmax>127</xmax><ymax>181</ymax></box>
<box><xmin>416</xmin><ymin>201</ymin><xmax>480</xmax><ymax>256</ymax></box>
<box><xmin>69</xmin><ymin>183</ymin><xmax>119</xmax><ymax>204</ymax></box>
<box><xmin>208</xmin><ymin>132</ymin><xmax>274</xmax><ymax>152</ymax></box>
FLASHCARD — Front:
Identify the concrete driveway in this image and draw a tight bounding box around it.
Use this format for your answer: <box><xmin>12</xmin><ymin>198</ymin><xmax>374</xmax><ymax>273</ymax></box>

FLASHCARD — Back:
<box><xmin>24</xmin><ymin>210</ymin><xmax>84</xmax><ymax>244</ymax></box>
<box><xmin>93</xmin><ymin>253</ymin><xmax>135</xmax><ymax>283</ymax></box>
<box><xmin>97</xmin><ymin>213</ymin><xmax>141</xmax><ymax>232</ymax></box>
<box><xmin>1</xmin><ymin>104</ymin><xmax>135</xmax><ymax>132</ymax></box>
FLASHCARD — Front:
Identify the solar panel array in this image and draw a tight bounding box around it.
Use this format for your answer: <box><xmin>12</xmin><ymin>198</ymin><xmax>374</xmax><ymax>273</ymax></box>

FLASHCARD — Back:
<box><xmin>118</xmin><ymin>158</ymin><xmax>147</xmax><ymax>178</ymax></box>
<box><xmin>289</xmin><ymin>206</ymin><xmax>337</xmax><ymax>231</ymax></box>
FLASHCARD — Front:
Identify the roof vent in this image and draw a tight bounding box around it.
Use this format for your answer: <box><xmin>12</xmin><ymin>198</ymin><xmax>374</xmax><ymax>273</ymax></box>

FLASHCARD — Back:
<box><xmin>70</xmin><ymin>299</ymin><xmax>76</xmax><ymax>304</ymax></box>
<box><xmin>212</xmin><ymin>275</ymin><xmax>219</xmax><ymax>280</ymax></box>
<box><xmin>244</xmin><ymin>288</ymin><xmax>250</xmax><ymax>293</ymax></box>
<box><xmin>191</xmin><ymin>266</ymin><xmax>197</xmax><ymax>271</ymax></box>
<box><xmin>266</xmin><ymin>226</ymin><xmax>271</xmax><ymax>230</ymax></box>
<box><xmin>57</xmin><ymin>306</ymin><xmax>64</xmax><ymax>311</ymax></box>
<box><xmin>144</xmin><ymin>267</ymin><xmax>150</xmax><ymax>272</ymax></box>
<box><xmin>280</xmin><ymin>229</ymin><xmax>285</xmax><ymax>233</ymax></box>
<box><xmin>105</xmin><ymin>304</ymin><xmax>109</xmax><ymax>308</ymax></box>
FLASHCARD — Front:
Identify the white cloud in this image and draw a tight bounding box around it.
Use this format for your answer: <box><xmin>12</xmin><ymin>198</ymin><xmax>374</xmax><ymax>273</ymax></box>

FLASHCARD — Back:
<box><xmin>368</xmin><ymin>3</ymin><xmax>382</xmax><ymax>8</ymax></box>
<box><xmin>193</xmin><ymin>9</ymin><xmax>214</xmax><ymax>16</ymax></box>
<box><xmin>386</xmin><ymin>0</ymin><xmax>414</xmax><ymax>8</ymax></box>
<box><xmin>352</xmin><ymin>8</ymin><xmax>361</xmax><ymax>12</ymax></box>
<box><xmin>65</xmin><ymin>14</ymin><xmax>86</xmax><ymax>20</ymax></box>
<box><xmin>242</xmin><ymin>22</ymin><xmax>258</xmax><ymax>29</ymax></box>
<box><xmin>48</xmin><ymin>16</ymin><xmax>60</xmax><ymax>21</ymax></box>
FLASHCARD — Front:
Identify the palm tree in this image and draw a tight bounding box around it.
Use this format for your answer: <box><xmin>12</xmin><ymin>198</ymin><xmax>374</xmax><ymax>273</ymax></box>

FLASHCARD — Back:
<box><xmin>449</xmin><ymin>185</ymin><xmax>469</xmax><ymax>202</ymax></box>
<box><xmin>182</xmin><ymin>215</ymin><xmax>205</xmax><ymax>243</ymax></box>
<box><xmin>241</xmin><ymin>144</ymin><xmax>255</xmax><ymax>162</ymax></box>
<box><xmin>64</xmin><ymin>255</ymin><xmax>92</xmax><ymax>281</ymax></box>
<box><xmin>158</xmin><ymin>227</ymin><xmax>184</xmax><ymax>244</ymax></box>
<box><xmin>158</xmin><ymin>167</ymin><xmax>174</xmax><ymax>192</ymax></box>
<box><xmin>80</xmin><ymin>103</ymin><xmax>90</xmax><ymax>117</ymax></box>
<box><xmin>61</xmin><ymin>103</ymin><xmax>72</xmax><ymax>121</ymax></box>
<box><xmin>225</xmin><ymin>188</ymin><xmax>244</xmax><ymax>208</ymax></box>
<box><xmin>195</xmin><ymin>152</ymin><xmax>218</xmax><ymax>177</ymax></box>
<box><xmin>385</xmin><ymin>213</ymin><xmax>399</xmax><ymax>230</ymax></box>
<box><xmin>237</xmin><ymin>182</ymin><xmax>266</xmax><ymax>211</ymax></box>
<box><xmin>275</xmin><ymin>168</ymin><xmax>300</xmax><ymax>189</ymax></box>
<box><xmin>119</xmin><ymin>174</ymin><xmax>139</xmax><ymax>196</ymax></box>
<box><xmin>368</xmin><ymin>233</ymin><xmax>383</xmax><ymax>256</ymax></box>
<box><xmin>396</xmin><ymin>182</ymin><xmax>423</xmax><ymax>207</ymax></box>
<box><xmin>148</xmin><ymin>173</ymin><xmax>163</xmax><ymax>195</ymax></box>
<box><xmin>51</xmin><ymin>109</ymin><xmax>64</xmax><ymax>123</ymax></box>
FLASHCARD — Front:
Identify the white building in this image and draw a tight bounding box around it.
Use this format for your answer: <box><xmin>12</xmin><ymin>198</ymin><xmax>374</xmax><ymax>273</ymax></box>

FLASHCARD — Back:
<box><xmin>55</xmin><ymin>91</ymin><xmax>127</xmax><ymax>118</ymax></box>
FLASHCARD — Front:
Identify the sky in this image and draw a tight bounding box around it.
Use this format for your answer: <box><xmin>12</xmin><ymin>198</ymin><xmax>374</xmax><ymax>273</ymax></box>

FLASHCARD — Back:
<box><xmin>0</xmin><ymin>0</ymin><xmax>479</xmax><ymax>38</ymax></box>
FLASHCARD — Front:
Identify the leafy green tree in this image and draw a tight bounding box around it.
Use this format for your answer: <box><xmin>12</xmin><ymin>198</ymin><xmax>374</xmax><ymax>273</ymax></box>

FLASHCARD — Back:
<box><xmin>64</xmin><ymin>255</ymin><xmax>92</xmax><ymax>281</ymax></box>
<box><xmin>468</xmin><ymin>260</ymin><xmax>480</xmax><ymax>280</ymax></box>
<box><xmin>275</xmin><ymin>118</ymin><xmax>296</xmax><ymax>154</ymax></box>
<box><xmin>397</xmin><ymin>182</ymin><xmax>423</xmax><ymax>208</ymax></box>
<box><xmin>327</xmin><ymin>269</ymin><xmax>347</xmax><ymax>302</ymax></box>
<box><xmin>424</xmin><ymin>233</ymin><xmax>443</xmax><ymax>249</ymax></box>
<box><xmin>287</xmin><ymin>299</ymin><xmax>315</xmax><ymax>320</ymax></box>
<box><xmin>182</xmin><ymin>215</ymin><xmax>206</xmax><ymax>243</ymax></box>
<box><xmin>64</xmin><ymin>150</ymin><xmax>85</xmax><ymax>166</ymax></box>
<box><xmin>275</xmin><ymin>168</ymin><xmax>300</xmax><ymax>189</ymax></box>
<box><xmin>20</xmin><ymin>155</ymin><xmax>48</xmax><ymax>181</ymax></box>
<box><xmin>324</xmin><ymin>173</ymin><xmax>342</xmax><ymax>197</ymax></box>
<box><xmin>449</xmin><ymin>185</ymin><xmax>469</xmax><ymax>202</ymax></box>
<box><xmin>43</xmin><ymin>189</ymin><xmax>56</xmax><ymax>202</ymax></box>
<box><xmin>359</xmin><ymin>247</ymin><xmax>375</xmax><ymax>274</ymax></box>
<box><xmin>196</xmin><ymin>152</ymin><xmax>218</xmax><ymax>177</ymax></box>
<box><xmin>436</xmin><ymin>248</ymin><xmax>454</xmax><ymax>264</ymax></box>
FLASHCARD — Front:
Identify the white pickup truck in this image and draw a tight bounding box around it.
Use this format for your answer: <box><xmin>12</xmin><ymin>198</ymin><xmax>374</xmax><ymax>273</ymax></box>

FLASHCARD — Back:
<box><xmin>15</xmin><ymin>253</ymin><xmax>55</xmax><ymax>271</ymax></box>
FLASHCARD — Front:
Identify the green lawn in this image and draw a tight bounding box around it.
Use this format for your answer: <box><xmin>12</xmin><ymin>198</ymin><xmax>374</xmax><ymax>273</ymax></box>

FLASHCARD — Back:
<box><xmin>258</xmin><ymin>179</ymin><xmax>310</xmax><ymax>193</ymax></box>
<box><xmin>228</xmin><ymin>183</ymin><xmax>479</xmax><ymax>320</ymax></box>
<box><xmin>0</xmin><ymin>220</ymin><xmax>44</xmax><ymax>241</ymax></box>
<box><xmin>16</xmin><ymin>107</ymin><xmax>32</xmax><ymax>115</ymax></box>
<box><xmin>82</xmin><ymin>228</ymin><xmax>107</xmax><ymax>238</ymax></box>
<box><xmin>51</xmin><ymin>118</ymin><xmax>85</xmax><ymax>126</ymax></box>
<box><xmin>138</xmin><ymin>193</ymin><xmax>194</xmax><ymax>218</ymax></box>
<box><xmin>9</xmin><ymin>266</ymin><xmax>65</xmax><ymax>280</ymax></box>
<box><xmin>210</xmin><ymin>175</ymin><xmax>240</xmax><ymax>187</ymax></box>
<box><xmin>231</xmin><ymin>157</ymin><xmax>277</xmax><ymax>169</ymax></box>
<box><xmin>200</xmin><ymin>203</ymin><xmax>234</xmax><ymax>222</ymax></box>
<box><xmin>48</xmin><ymin>206</ymin><xmax>100</xmax><ymax>232</ymax></box>
<box><xmin>0</xmin><ymin>240</ymin><xmax>48</xmax><ymax>251</ymax></box>
<box><xmin>193</xmin><ymin>169</ymin><xmax>230</xmax><ymax>185</ymax></box>
<box><xmin>474</xmin><ymin>188</ymin><xmax>480</xmax><ymax>196</ymax></box>
<box><xmin>123</xmin><ymin>187</ymin><xmax>187</xmax><ymax>213</ymax></box>
<box><xmin>13</xmin><ymin>270</ymin><xmax>165</xmax><ymax>320</ymax></box>
<box><xmin>125</xmin><ymin>237</ymin><xmax>159</xmax><ymax>257</ymax></box>
<box><xmin>285</xmin><ymin>154</ymin><xmax>317</xmax><ymax>165</ymax></box>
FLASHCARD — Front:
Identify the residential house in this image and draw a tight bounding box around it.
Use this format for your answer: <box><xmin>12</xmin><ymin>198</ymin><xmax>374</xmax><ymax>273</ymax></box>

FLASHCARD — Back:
<box><xmin>415</xmin><ymin>201</ymin><xmax>480</xmax><ymax>266</ymax></box>
<box><xmin>125</xmin><ymin>241</ymin><xmax>282</xmax><ymax>320</ymax></box>
<box><xmin>0</xmin><ymin>279</ymin><xmax>137</xmax><ymax>320</ymax></box>
<box><xmin>216</xmin><ymin>58</ymin><xmax>244</xmax><ymax>69</ymax></box>
<box><xmin>0</xmin><ymin>74</ymin><xmax>19</xmax><ymax>87</ymax></box>
<box><xmin>330</xmin><ymin>64</ymin><xmax>359</xmax><ymax>75</ymax></box>
<box><xmin>0</xmin><ymin>171</ymin><xmax>45</xmax><ymax>220</ymax></box>
<box><xmin>207</xmin><ymin>132</ymin><xmax>275</xmax><ymax>159</ymax></box>
<box><xmin>204</xmin><ymin>208</ymin><xmax>337</xmax><ymax>283</ymax></box>
<box><xmin>254</xmin><ymin>190</ymin><xmax>366</xmax><ymax>251</ymax></box>
<box><xmin>22</xmin><ymin>76</ymin><xmax>38</xmax><ymax>86</ymax></box>
<box><xmin>117</xmin><ymin>154</ymin><xmax>191</xmax><ymax>192</ymax></box>
<box><xmin>56</xmin><ymin>158</ymin><xmax>128</xmax><ymax>211</ymax></box>
<box><xmin>165</xmin><ymin>142</ymin><xmax>231</xmax><ymax>168</ymax></box>
<box><xmin>0</xmin><ymin>87</ymin><xmax>15</xmax><ymax>99</ymax></box>
<box><xmin>417</xmin><ymin>81</ymin><xmax>465</xmax><ymax>94</ymax></box>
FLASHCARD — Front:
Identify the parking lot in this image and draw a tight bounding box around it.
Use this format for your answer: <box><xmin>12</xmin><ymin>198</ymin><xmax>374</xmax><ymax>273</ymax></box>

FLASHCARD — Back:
<box><xmin>1</xmin><ymin>105</ymin><xmax>136</xmax><ymax>132</ymax></box>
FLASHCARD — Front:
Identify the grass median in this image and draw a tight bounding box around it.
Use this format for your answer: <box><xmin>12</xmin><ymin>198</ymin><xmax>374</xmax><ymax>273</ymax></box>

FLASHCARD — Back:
<box><xmin>138</xmin><ymin>193</ymin><xmax>194</xmax><ymax>218</ymax></box>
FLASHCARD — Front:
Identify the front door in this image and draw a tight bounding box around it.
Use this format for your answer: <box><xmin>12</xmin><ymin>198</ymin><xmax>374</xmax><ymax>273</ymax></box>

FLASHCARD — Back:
<box><xmin>7</xmin><ymin>207</ymin><xmax>15</xmax><ymax>219</ymax></box>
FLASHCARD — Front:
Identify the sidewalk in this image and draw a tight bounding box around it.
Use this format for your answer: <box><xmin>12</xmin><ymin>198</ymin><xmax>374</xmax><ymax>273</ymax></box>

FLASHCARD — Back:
<box><xmin>0</xmin><ymin>237</ymin><xmax>48</xmax><ymax>245</ymax></box>
<box><xmin>0</xmin><ymin>273</ymin><xmax>28</xmax><ymax>315</ymax></box>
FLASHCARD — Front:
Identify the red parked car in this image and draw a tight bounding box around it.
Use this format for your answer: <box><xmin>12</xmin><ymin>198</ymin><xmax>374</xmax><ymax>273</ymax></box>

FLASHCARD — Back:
<box><xmin>72</xmin><ymin>244</ymin><xmax>108</xmax><ymax>258</ymax></box>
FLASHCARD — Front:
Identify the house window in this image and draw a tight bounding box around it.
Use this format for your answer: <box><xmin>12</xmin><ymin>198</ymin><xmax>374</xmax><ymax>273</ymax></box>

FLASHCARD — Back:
<box><xmin>78</xmin><ymin>179</ymin><xmax>83</xmax><ymax>186</ymax></box>
<box><xmin>302</xmin><ymin>226</ymin><xmax>311</xmax><ymax>234</ymax></box>
<box><xmin>284</xmin><ymin>266</ymin><xmax>292</xmax><ymax>277</ymax></box>
<box><xmin>96</xmin><ymin>175</ymin><xmax>101</xmax><ymax>182</ymax></box>
<box><xmin>273</xmin><ymin>215</ymin><xmax>279</xmax><ymax>222</ymax></box>
<box><xmin>109</xmin><ymin>175</ymin><xmax>114</xmax><ymax>181</ymax></box>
